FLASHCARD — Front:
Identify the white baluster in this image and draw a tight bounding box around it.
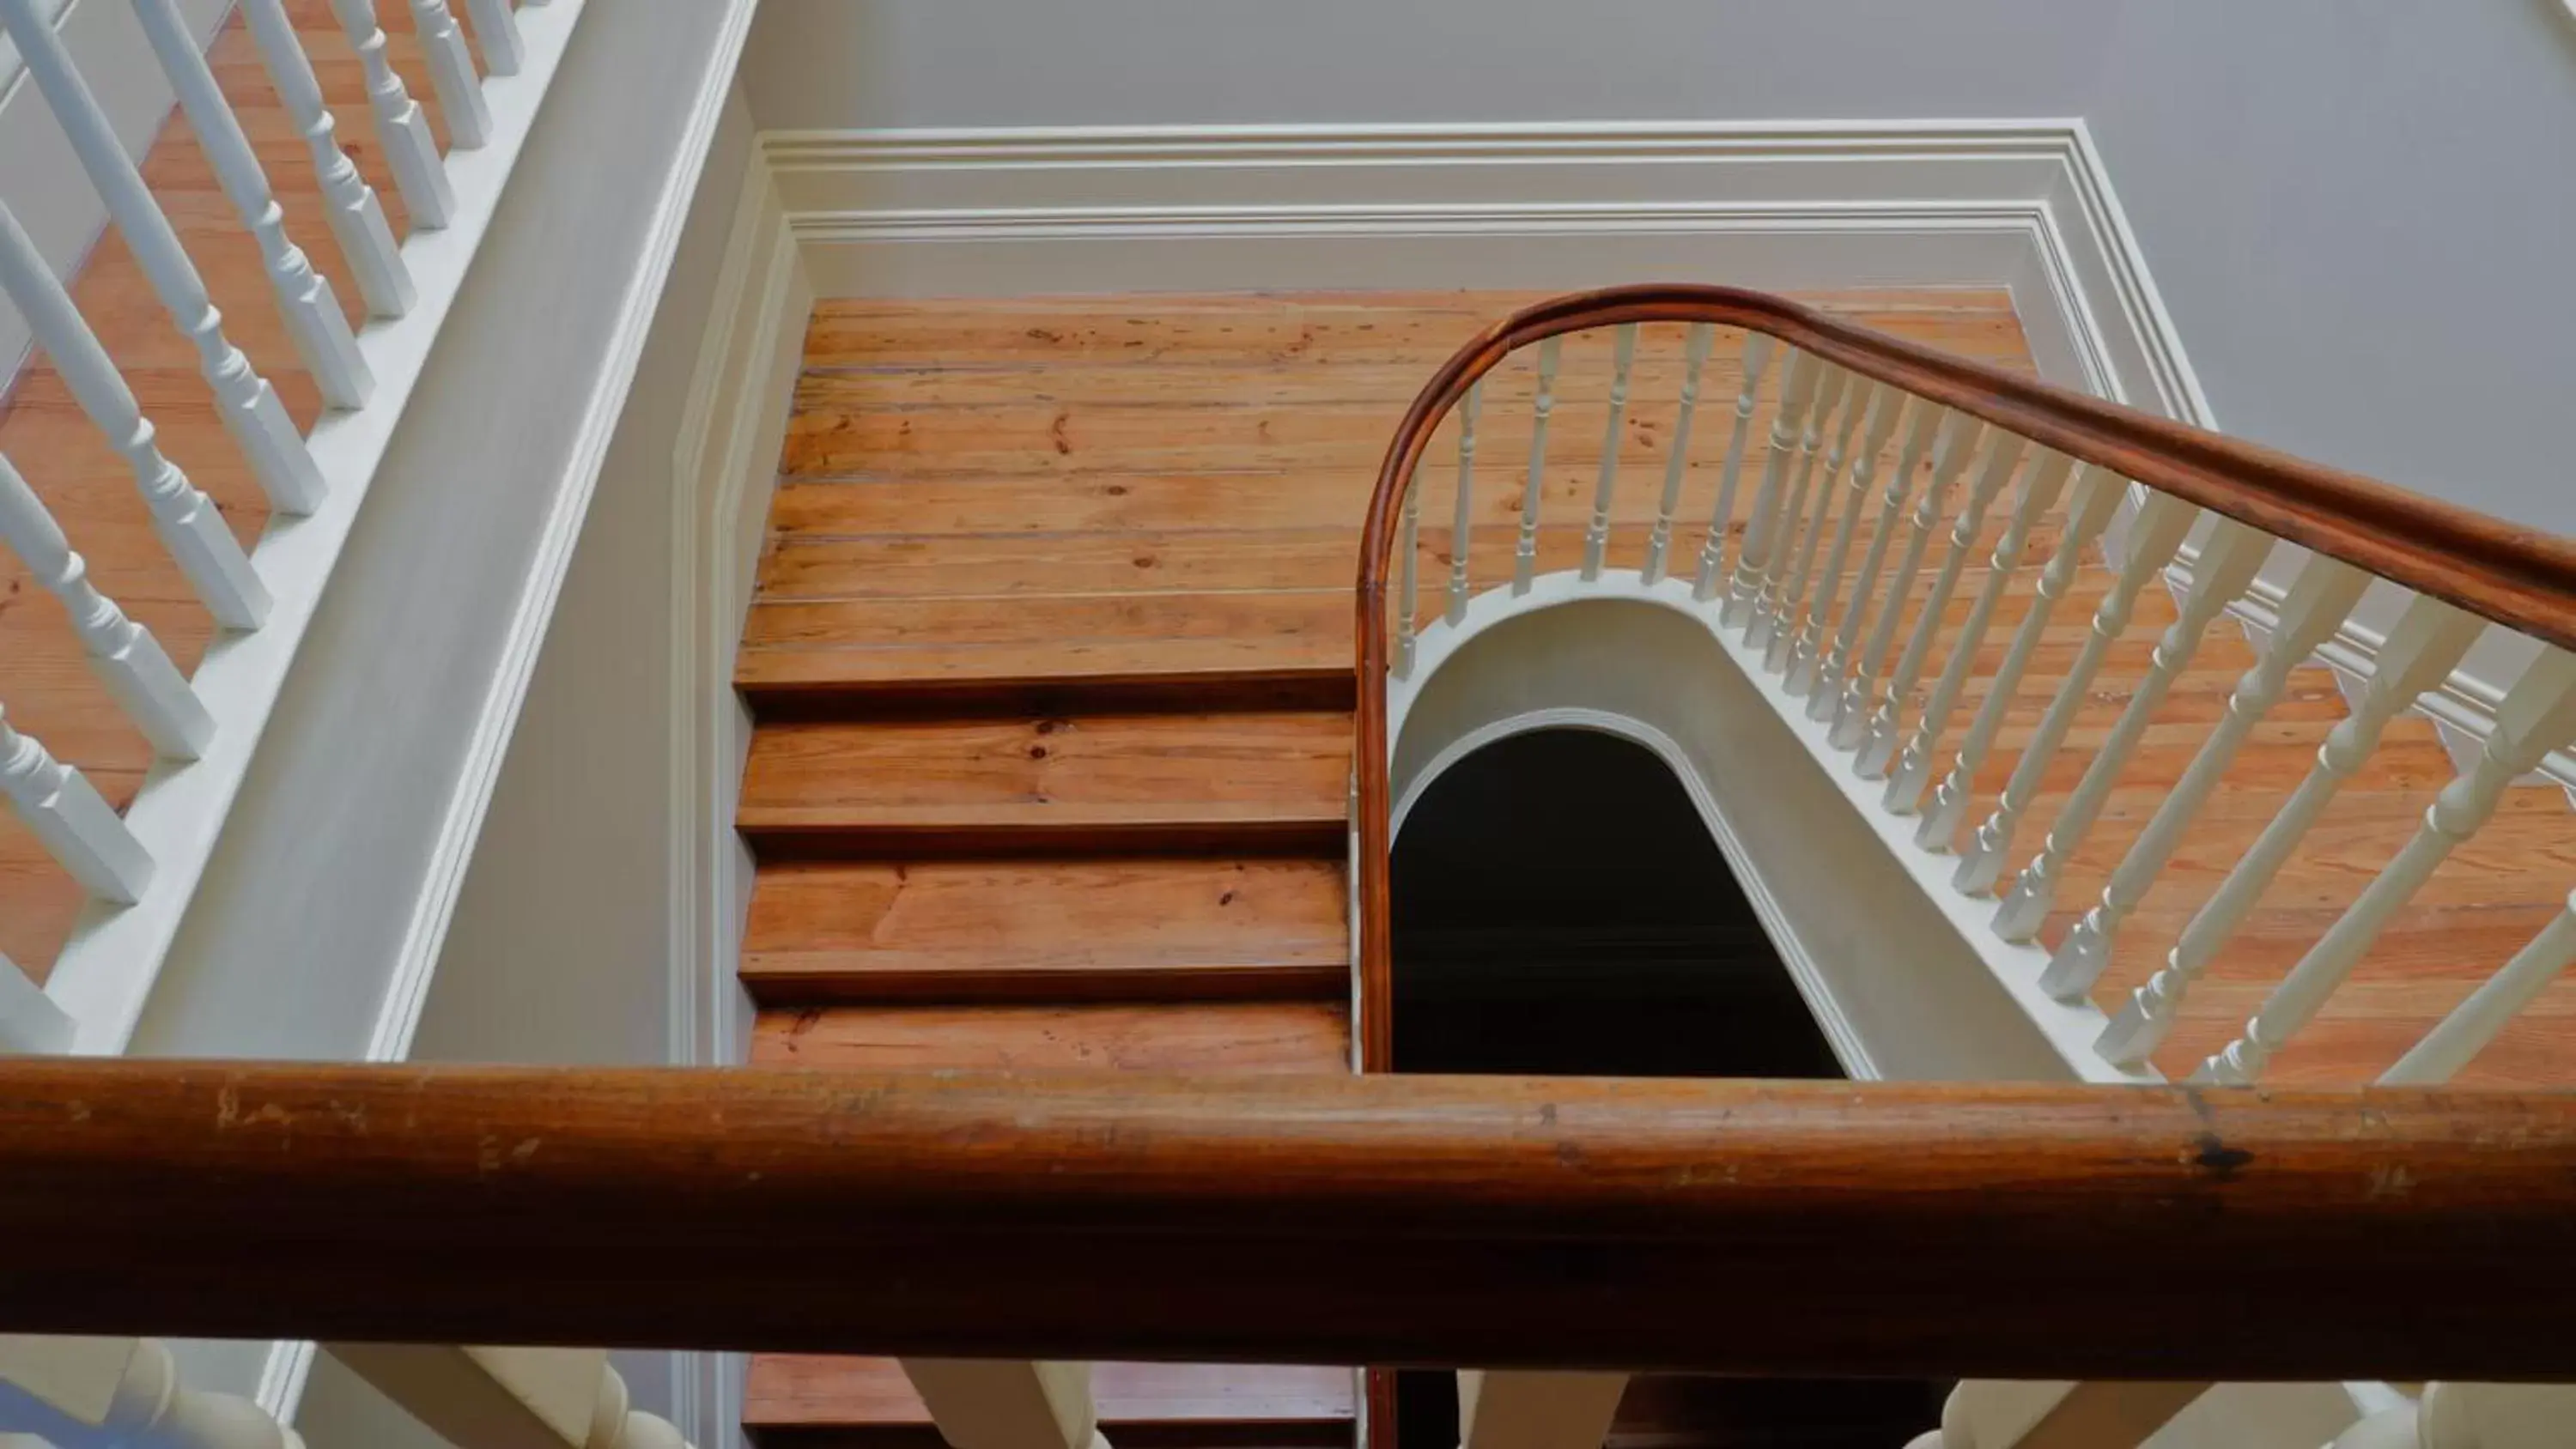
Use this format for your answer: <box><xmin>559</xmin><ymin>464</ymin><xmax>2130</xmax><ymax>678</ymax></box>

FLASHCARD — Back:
<box><xmin>135</xmin><ymin>0</ymin><xmax>372</xmax><ymax>410</ymax></box>
<box><xmin>0</xmin><ymin>704</ymin><xmax>150</xmax><ymax>904</ymax></box>
<box><xmin>1786</xmin><ymin>381</ymin><xmax>1901</xmax><ymax>695</ymax></box>
<box><xmin>1953</xmin><ymin>490</ymin><xmax>2196</xmax><ymax>897</ymax></box>
<box><xmin>2095</xmin><ymin>595</ymin><xmax>2483</xmax><ymax>1065</ymax></box>
<box><xmin>1459</xmin><ymin>1370</ymin><xmax>1629</xmax><ymax>1449</ymax></box>
<box><xmin>333</xmin><ymin>1346</ymin><xmax>694</xmax><ymax>1449</ymax></box>
<box><xmin>1720</xmin><ymin>348</ymin><xmax>1822</xmax><ymax>629</ymax></box>
<box><xmin>1810</xmin><ymin>397</ymin><xmax>1938</xmax><ymax>724</ymax></box>
<box><xmin>409</xmin><ymin>0</ymin><xmax>493</xmax><ymax>149</ymax></box>
<box><xmin>0</xmin><ymin>1335</ymin><xmax>306</xmax><ymax>1449</ymax></box>
<box><xmin>1856</xmin><ymin>427</ymin><xmax>2025</xmax><ymax>779</ymax></box>
<box><xmin>1640</xmin><ymin>322</ymin><xmax>1714</xmax><ymax>585</ymax></box>
<box><xmin>1394</xmin><ymin>466</ymin><xmax>1422</xmax><ymax>677</ymax></box>
<box><xmin>1829</xmin><ymin>410</ymin><xmax>1980</xmax><ymax>752</ymax></box>
<box><xmin>1747</xmin><ymin>363</ymin><xmax>1848</xmax><ymax>653</ymax></box>
<box><xmin>1917</xmin><ymin>466</ymin><xmax>2122</xmax><ymax>851</ymax></box>
<box><xmin>0</xmin><ymin>0</ymin><xmax>325</xmax><ymax>514</ymax></box>
<box><xmin>0</xmin><ymin>200</ymin><xmax>270</xmax><ymax>628</ymax></box>
<box><xmin>240</xmin><ymin>0</ymin><xmax>414</xmax><ymax>317</ymax></box>
<box><xmin>1510</xmin><ymin>336</ymin><xmax>1562</xmax><ymax>595</ymax></box>
<box><xmin>0</xmin><ymin>453</ymin><xmax>211</xmax><ymax>758</ymax></box>
<box><xmin>464</xmin><ymin>0</ymin><xmax>525</xmax><ymax>76</ymax></box>
<box><xmin>2048</xmin><ymin>554</ymin><xmax>2367</xmax><ymax>1002</ymax></box>
<box><xmin>1765</xmin><ymin>369</ymin><xmax>1869</xmax><ymax>676</ymax></box>
<box><xmin>1444</xmin><ymin>380</ymin><xmax>1481</xmax><ymax>623</ymax></box>
<box><xmin>1885</xmin><ymin>447</ymin><xmax>2068</xmax><ymax>812</ymax></box>
<box><xmin>0</xmin><ymin>944</ymin><xmax>70</xmax><ymax>1050</ymax></box>
<box><xmin>2200</xmin><ymin>646</ymin><xmax>2576</xmax><ymax>1084</ymax></box>
<box><xmin>1994</xmin><ymin>516</ymin><xmax>2273</xmax><ymax>943</ymax></box>
<box><xmin>1580</xmin><ymin>322</ymin><xmax>1638</xmax><ymax>581</ymax></box>
<box><xmin>2382</xmin><ymin>888</ymin><xmax>2576</xmax><ymax>1084</ymax></box>
<box><xmin>1692</xmin><ymin>332</ymin><xmax>1777</xmax><ymax>601</ymax></box>
<box><xmin>1932</xmin><ymin>1380</ymin><xmax>2207</xmax><ymax>1449</ymax></box>
<box><xmin>903</xmin><ymin>1361</ymin><xmax>1103</xmax><ymax>1449</ymax></box>
<box><xmin>329</xmin><ymin>0</ymin><xmax>453</xmax><ymax>228</ymax></box>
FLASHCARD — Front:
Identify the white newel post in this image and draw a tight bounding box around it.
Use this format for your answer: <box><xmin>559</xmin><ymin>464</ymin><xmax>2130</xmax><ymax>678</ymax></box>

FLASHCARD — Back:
<box><xmin>1747</xmin><ymin>362</ymin><xmax>1847</xmax><ymax>652</ymax></box>
<box><xmin>1445</xmin><ymin>381</ymin><xmax>1481</xmax><ymax>623</ymax></box>
<box><xmin>1720</xmin><ymin>348</ymin><xmax>1821</xmax><ymax>629</ymax></box>
<box><xmin>1831</xmin><ymin>410</ymin><xmax>1979</xmax><ymax>752</ymax></box>
<box><xmin>1578</xmin><ymin>322</ymin><xmax>1638</xmax><ymax>580</ymax></box>
<box><xmin>1811</xmin><ymin>398</ymin><xmax>1938</xmax><ymax>724</ymax></box>
<box><xmin>1511</xmin><ymin>336</ymin><xmax>1563</xmax><ymax>595</ymax></box>
<box><xmin>1856</xmin><ymin>427</ymin><xmax>2025</xmax><ymax>779</ymax></box>
<box><xmin>902</xmin><ymin>1360</ymin><xmax>1107</xmax><ymax>1449</ymax></box>
<box><xmin>329</xmin><ymin>0</ymin><xmax>454</xmax><ymax>228</ymax></box>
<box><xmin>1458</xmin><ymin>1369</ymin><xmax>1628</xmax><ymax>1449</ymax></box>
<box><xmin>1787</xmin><ymin>381</ymin><xmax>1902</xmax><ymax>695</ymax></box>
<box><xmin>331</xmin><ymin>1344</ymin><xmax>694</xmax><ymax>1449</ymax></box>
<box><xmin>408</xmin><ymin>0</ymin><xmax>494</xmax><ymax>149</ymax></box>
<box><xmin>0</xmin><ymin>1335</ymin><xmax>305</xmax><ymax>1449</ymax></box>
<box><xmin>1691</xmin><ymin>330</ymin><xmax>1776</xmax><ymax>601</ymax></box>
<box><xmin>1640</xmin><ymin>321</ymin><xmax>1714</xmax><ymax>585</ymax></box>
<box><xmin>239</xmin><ymin>0</ymin><xmax>415</xmax><ymax>318</ymax></box>
<box><xmin>1766</xmin><ymin>368</ymin><xmax>1870</xmax><ymax>676</ymax></box>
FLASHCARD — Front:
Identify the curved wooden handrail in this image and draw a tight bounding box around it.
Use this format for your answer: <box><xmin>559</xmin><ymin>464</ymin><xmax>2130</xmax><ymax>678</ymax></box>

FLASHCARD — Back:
<box><xmin>6</xmin><ymin>1060</ymin><xmax>2576</xmax><ymax>1379</ymax></box>
<box><xmin>1353</xmin><ymin>283</ymin><xmax>2576</xmax><ymax>1070</ymax></box>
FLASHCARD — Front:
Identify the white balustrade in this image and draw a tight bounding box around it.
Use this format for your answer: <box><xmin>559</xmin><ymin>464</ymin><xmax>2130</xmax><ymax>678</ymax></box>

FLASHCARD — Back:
<box><xmin>1809</xmin><ymin>398</ymin><xmax>1940</xmax><ymax>724</ymax></box>
<box><xmin>1720</xmin><ymin>348</ymin><xmax>1822</xmax><ymax>629</ymax></box>
<box><xmin>1785</xmin><ymin>381</ymin><xmax>1902</xmax><ymax>694</ymax></box>
<box><xmin>2044</xmin><ymin>554</ymin><xmax>2368</xmax><ymax>1002</ymax></box>
<box><xmin>410</xmin><ymin>0</ymin><xmax>495</xmax><ymax>149</ymax></box>
<box><xmin>1765</xmin><ymin>368</ymin><xmax>1869</xmax><ymax>676</ymax></box>
<box><xmin>1952</xmin><ymin>490</ymin><xmax>2197</xmax><ymax>897</ymax></box>
<box><xmin>1640</xmin><ymin>321</ymin><xmax>1714</xmax><ymax>585</ymax></box>
<box><xmin>1691</xmin><ymin>331</ymin><xmax>1776</xmax><ymax>601</ymax></box>
<box><xmin>330</xmin><ymin>0</ymin><xmax>455</xmax><ymax>228</ymax></box>
<box><xmin>1578</xmin><ymin>322</ymin><xmax>1638</xmax><ymax>580</ymax></box>
<box><xmin>1829</xmin><ymin>410</ymin><xmax>1979</xmax><ymax>751</ymax></box>
<box><xmin>1445</xmin><ymin>380</ymin><xmax>1481</xmax><ymax>622</ymax></box>
<box><xmin>0</xmin><ymin>1335</ymin><xmax>305</xmax><ymax>1449</ymax></box>
<box><xmin>1856</xmin><ymin>427</ymin><xmax>2025</xmax><ymax>779</ymax></box>
<box><xmin>0</xmin><ymin>454</ymin><xmax>212</xmax><ymax>759</ymax></box>
<box><xmin>902</xmin><ymin>1360</ymin><xmax>1103</xmax><ymax>1449</ymax></box>
<box><xmin>1394</xmin><ymin>466</ymin><xmax>1421</xmax><ymax>676</ymax></box>
<box><xmin>0</xmin><ymin>0</ymin><xmax>325</xmax><ymax>514</ymax></box>
<box><xmin>134</xmin><ymin>0</ymin><xmax>372</xmax><ymax>410</ymax></box>
<box><xmin>2383</xmin><ymin>889</ymin><xmax>2576</xmax><ymax>1084</ymax></box>
<box><xmin>1917</xmin><ymin>466</ymin><xmax>2120</xmax><ymax>852</ymax></box>
<box><xmin>465</xmin><ymin>0</ymin><xmax>527</xmax><ymax>77</ymax></box>
<box><xmin>2199</xmin><ymin>646</ymin><xmax>2576</xmax><ymax>1083</ymax></box>
<box><xmin>240</xmin><ymin>0</ymin><xmax>416</xmax><ymax>318</ymax></box>
<box><xmin>0</xmin><ymin>703</ymin><xmax>153</xmax><ymax>904</ymax></box>
<box><xmin>1747</xmin><ymin>362</ymin><xmax>1848</xmax><ymax>652</ymax></box>
<box><xmin>333</xmin><ymin>1344</ymin><xmax>694</xmax><ymax>1449</ymax></box>
<box><xmin>1458</xmin><ymin>1369</ymin><xmax>1629</xmax><ymax>1449</ymax></box>
<box><xmin>1511</xmin><ymin>336</ymin><xmax>1563</xmax><ymax>595</ymax></box>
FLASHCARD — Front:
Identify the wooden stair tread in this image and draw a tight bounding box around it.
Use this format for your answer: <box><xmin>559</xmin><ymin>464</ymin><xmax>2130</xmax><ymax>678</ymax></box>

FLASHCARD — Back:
<box><xmin>751</xmin><ymin>1001</ymin><xmax>1352</xmax><ymax>1074</ymax></box>
<box><xmin>744</xmin><ymin>858</ymin><xmax>1348</xmax><ymax>1003</ymax></box>
<box><xmin>746</xmin><ymin>1359</ymin><xmax>1355</xmax><ymax>1447</ymax></box>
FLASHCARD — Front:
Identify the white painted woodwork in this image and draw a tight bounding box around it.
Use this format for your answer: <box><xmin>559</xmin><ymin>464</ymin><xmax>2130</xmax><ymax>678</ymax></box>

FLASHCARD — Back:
<box><xmin>1787</xmin><ymin>381</ymin><xmax>1901</xmax><ymax>694</ymax></box>
<box><xmin>240</xmin><ymin>0</ymin><xmax>416</xmax><ymax>318</ymax></box>
<box><xmin>330</xmin><ymin>0</ymin><xmax>454</xmax><ymax>228</ymax></box>
<box><xmin>1639</xmin><ymin>321</ymin><xmax>1713</xmax><ymax>585</ymax></box>
<box><xmin>1935</xmin><ymin>1379</ymin><xmax>2207</xmax><ymax>1449</ymax></box>
<box><xmin>1394</xmin><ymin>465</ymin><xmax>1421</xmax><ymax>676</ymax></box>
<box><xmin>2418</xmin><ymin>1382</ymin><xmax>2576</xmax><ymax>1449</ymax></box>
<box><xmin>1917</xmin><ymin>465</ymin><xmax>2119</xmax><ymax>851</ymax></box>
<box><xmin>1720</xmin><ymin>346</ymin><xmax>1821</xmax><ymax>629</ymax></box>
<box><xmin>0</xmin><ymin>1335</ymin><xmax>304</xmax><ymax>1449</ymax></box>
<box><xmin>2328</xmin><ymin>1407</ymin><xmax>2421</xmax><ymax>1449</ymax></box>
<box><xmin>1747</xmin><ymin>361</ymin><xmax>1847</xmax><ymax>652</ymax></box>
<box><xmin>331</xmin><ymin>1344</ymin><xmax>693</xmax><ymax>1449</ymax></box>
<box><xmin>1458</xmin><ymin>1369</ymin><xmax>1628</xmax><ymax>1449</ymax></box>
<box><xmin>410</xmin><ymin>0</ymin><xmax>493</xmax><ymax>149</ymax></box>
<box><xmin>1445</xmin><ymin>380</ymin><xmax>1481</xmax><ymax>623</ymax></box>
<box><xmin>1811</xmin><ymin>397</ymin><xmax>1938</xmax><ymax>724</ymax></box>
<box><xmin>0</xmin><ymin>452</ymin><xmax>212</xmax><ymax>758</ymax></box>
<box><xmin>466</xmin><ymin>0</ymin><xmax>526</xmax><ymax>77</ymax></box>
<box><xmin>1766</xmin><ymin>367</ymin><xmax>1868</xmax><ymax>676</ymax></box>
<box><xmin>0</xmin><ymin>702</ymin><xmax>153</xmax><ymax>903</ymax></box>
<box><xmin>1832</xmin><ymin>409</ymin><xmax>1978</xmax><ymax>754</ymax></box>
<box><xmin>1952</xmin><ymin>489</ymin><xmax>2196</xmax><ymax>897</ymax></box>
<box><xmin>0</xmin><ymin>0</ymin><xmax>327</xmax><ymax>513</ymax></box>
<box><xmin>2046</xmin><ymin>554</ymin><xmax>2368</xmax><ymax>1002</ymax></box>
<box><xmin>134</xmin><ymin>0</ymin><xmax>373</xmax><ymax>409</ymax></box>
<box><xmin>2382</xmin><ymin>889</ymin><xmax>2576</xmax><ymax>1084</ymax></box>
<box><xmin>1857</xmin><ymin>427</ymin><xmax>2024</xmax><ymax>779</ymax></box>
<box><xmin>0</xmin><ymin>197</ymin><xmax>270</xmax><ymax>629</ymax></box>
<box><xmin>1691</xmin><ymin>330</ymin><xmax>1775</xmax><ymax>601</ymax></box>
<box><xmin>2200</xmin><ymin>646</ymin><xmax>2576</xmax><ymax>1083</ymax></box>
<box><xmin>1579</xmin><ymin>322</ymin><xmax>1638</xmax><ymax>580</ymax></box>
<box><xmin>1995</xmin><ymin>515</ymin><xmax>2271</xmax><ymax>944</ymax></box>
<box><xmin>901</xmin><ymin>1360</ymin><xmax>1105</xmax><ymax>1449</ymax></box>
<box><xmin>1511</xmin><ymin>336</ymin><xmax>1562</xmax><ymax>595</ymax></box>
<box><xmin>0</xmin><ymin>943</ymin><xmax>71</xmax><ymax>1051</ymax></box>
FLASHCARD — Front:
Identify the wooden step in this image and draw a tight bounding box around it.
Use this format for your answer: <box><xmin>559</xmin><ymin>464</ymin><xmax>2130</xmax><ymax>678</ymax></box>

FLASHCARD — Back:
<box><xmin>738</xmin><ymin>712</ymin><xmax>1350</xmax><ymax>858</ymax></box>
<box><xmin>747</xmin><ymin>1355</ymin><xmax>1356</xmax><ymax>1449</ymax></box>
<box><xmin>743</xmin><ymin>858</ymin><xmax>1349</xmax><ymax>1004</ymax></box>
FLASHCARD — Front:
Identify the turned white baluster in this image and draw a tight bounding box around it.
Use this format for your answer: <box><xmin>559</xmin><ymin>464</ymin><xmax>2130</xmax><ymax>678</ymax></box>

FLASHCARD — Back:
<box><xmin>0</xmin><ymin>454</ymin><xmax>211</xmax><ymax>758</ymax></box>
<box><xmin>465</xmin><ymin>0</ymin><xmax>526</xmax><ymax>76</ymax></box>
<box><xmin>1884</xmin><ymin>448</ymin><xmax>2067</xmax><ymax>810</ymax></box>
<box><xmin>0</xmin><ymin>0</ymin><xmax>325</xmax><ymax>513</ymax></box>
<box><xmin>1994</xmin><ymin>516</ymin><xmax>2272</xmax><ymax>943</ymax></box>
<box><xmin>331</xmin><ymin>1346</ymin><xmax>694</xmax><ymax>1449</ymax></box>
<box><xmin>1917</xmin><ymin>466</ymin><xmax>2121</xmax><ymax>852</ymax></box>
<box><xmin>1786</xmin><ymin>381</ymin><xmax>1901</xmax><ymax>695</ymax></box>
<box><xmin>1444</xmin><ymin>381</ymin><xmax>1481</xmax><ymax>623</ymax></box>
<box><xmin>1692</xmin><ymin>332</ymin><xmax>1777</xmax><ymax>600</ymax></box>
<box><xmin>2200</xmin><ymin>646</ymin><xmax>2576</xmax><ymax>1084</ymax></box>
<box><xmin>0</xmin><ymin>201</ymin><xmax>269</xmax><ymax>628</ymax></box>
<box><xmin>1747</xmin><ymin>363</ymin><xmax>1848</xmax><ymax>652</ymax></box>
<box><xmin>1394</xmin><ymin>466</ymin><xmax>1422</xmax><ymax>676</ymax></box>
<box><xmin>1460</xmin><ymin>1370</ymin><xmax>1630</xmax><ymax>1449</ymax></box>
<box><xmin>240</xmin><ymin>0</ymin><xmax>414</xmax><ymax>317</ymax></box>
<box><xmin>1810</xmin><ymin>398</ymin><xmax>1938</xmax><ymax>724</ymax></box>
<box><xmin>1720</xmin><ymin>349</ymin><xmax>1822</xmax><ymax>629</ymax></box>
<box><xmin>1829</xmin><ymin>410</ymin><xmax>1979</xmax><ymax>751</ymax></box>
<box><xmin>904</xmin><ymin>1361</ymin><xmax>1103</xmax><ymax>1449</ymax></box>
<box><xmin>135</xmin><ymin>0</ymin><xmax>372</xmax><ymax>409</ymax></box>
<box><xmin>0</xmin><ymin>1335</ymin><xmax>306</xmax><ymax>1449</ymax></box>
<box><xmin>1510</xmin><ymin>336</ymin><xmax>1562</xmax><ymax>595</ymax></box>
<box><xmin>410</xmin><ymin>0</ymin><xmax>493</xmax><ymax>149</ymax></box>
<box><xmin>330</xmin><ymin>0</ymin><xmax>453</xmax><ymax>228</ymax></box>
<box><xmin>1953</xmin><ymin>490</ymin><xmax>2196</xmax><ymax>897</ymax></box>
<box><xmin>1765</xmin><ymin>369</ymin><xmax>1870</xmax><ymax>676</ymax></box>
<box><xmin>2099</xmin><ymin>595</ymin><xmax>2483</xmax><ymax>1067</ymax></box>
<box><xmin>1856</xmin><ymin>427</ymin><xmax>2024</xmax><ymax>779</ymax></box>
<box><xmin>0</xmin><ymin>704</ymin><xmax>150</xmax><ymax>903</ymax></box>
<box><xmin>2045</xmin><ymin>554</ymin><xmax>2368</xmax><ymax>1001</ymax></box>
<box><xmin>1640</xmin><ymin>322</ymin><xmax>1714</xmax><ymax>585</ymax></box>
<box><xmin>1579</xmin><ymin>322</ymin><xmax>1638</xmax><ymax>581</ymax></box>
<box><xmin>2382</xmin><ymin>888</ymin><xmax>2576</xmax><ymax>1084</ymax></box>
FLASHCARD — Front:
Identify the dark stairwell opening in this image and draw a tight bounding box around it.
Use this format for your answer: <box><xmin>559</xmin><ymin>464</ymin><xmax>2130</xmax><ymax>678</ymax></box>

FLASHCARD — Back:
<box><xmin>1388</xmin><ymin>727</ymin><xmax>1946</xmax><ymax>1449</ymax></box>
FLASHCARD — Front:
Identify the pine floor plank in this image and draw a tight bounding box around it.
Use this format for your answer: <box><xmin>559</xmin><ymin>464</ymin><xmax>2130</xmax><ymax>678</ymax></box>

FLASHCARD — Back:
<box><xmin>751</xmin><ymin>1001</ymin><xmax>1352</xmax><ymax>1074</ymax></box>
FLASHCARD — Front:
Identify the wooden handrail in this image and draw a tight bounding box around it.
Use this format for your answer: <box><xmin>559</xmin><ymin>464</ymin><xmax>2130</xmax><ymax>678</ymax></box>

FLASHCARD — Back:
<box><xmin>1352</xmin><ymin>285</ymin><xmax>2576</xmax><ymax>1071</ymax></box>
<box><xmin>4</xmin><ymin>1060</ymin><xmax>2576</xmax><ymax>1379</ymax></box>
